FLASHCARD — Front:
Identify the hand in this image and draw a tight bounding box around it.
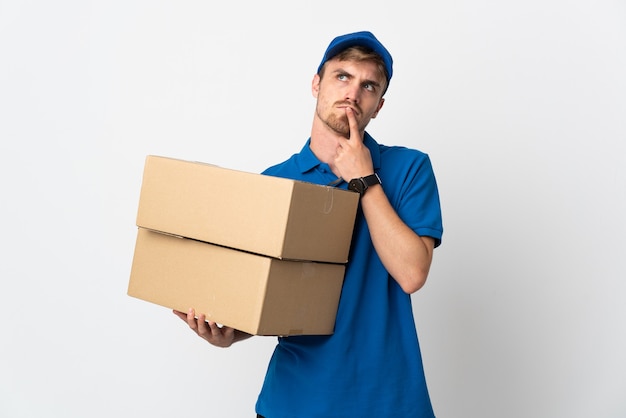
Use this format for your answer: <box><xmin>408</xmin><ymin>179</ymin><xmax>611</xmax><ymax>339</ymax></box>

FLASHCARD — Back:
<box><xmin>334</xmin><ymin>107</ymin><xmax>374</xmax><ymax>181</ymax></box>
<box><xmin>173</xmin><ymin>308</ymin><xmax>241</xmax><ymax>348</ymax></box>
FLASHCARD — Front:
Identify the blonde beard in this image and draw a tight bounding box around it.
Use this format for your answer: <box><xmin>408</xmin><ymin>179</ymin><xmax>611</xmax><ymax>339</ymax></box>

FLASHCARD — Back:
<box><xmin>317</xmin><ymin>108</ymin><xmax>350</xmax><ymax>137</ymax></box>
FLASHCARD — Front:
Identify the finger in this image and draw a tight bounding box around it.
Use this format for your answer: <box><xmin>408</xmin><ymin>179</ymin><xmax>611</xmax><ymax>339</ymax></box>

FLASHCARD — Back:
<box><xmin>196</xmin><ymin>313</ymin><xmax>210</xmax><ymax>335</ymax></box>
<box><xmin>206</xmin><ymin>321</ymin><xmax>220</xmax><ymax>336</ymax></box>
<box><xmin>345</xmin><ymin>107</ymin><xmax>362</xmax><ymax>143</ymax></box>
<box><xmin>186</xmin><ymin>308</ymin><xmax>199</xmax><ymax>331</ymax></box>
<box><xmin>221</xmin><ymin>326</ymin><xmax>235</xmax><ymax>340</ymax></box>
<box><xmin>198</xmin><ymin>319</ymin><xmax>220</xmax><ymax>341</ymax></box>
<box><xmin>173</xmin><ymin>309</ymin><xmax>188</xmax><ymax>321</ymax></box>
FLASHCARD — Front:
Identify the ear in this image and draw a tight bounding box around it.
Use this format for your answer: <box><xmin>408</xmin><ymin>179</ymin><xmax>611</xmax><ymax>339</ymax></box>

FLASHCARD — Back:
<box><xmin>312</xmin><ymin>74</ymin><xmax>321</xmax><ymax>98</ymax></box>
<box><xmin>371</xmin><ymin>98</ymin><xmax>385</xmax><ymax>119</ymax></box>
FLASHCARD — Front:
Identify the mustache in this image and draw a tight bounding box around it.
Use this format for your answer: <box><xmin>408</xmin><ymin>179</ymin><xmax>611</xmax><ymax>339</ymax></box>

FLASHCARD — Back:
<box><xmin>335</xmin><ymin>101</ymin><xmax>361</xmax><ymax>115</ymax></box>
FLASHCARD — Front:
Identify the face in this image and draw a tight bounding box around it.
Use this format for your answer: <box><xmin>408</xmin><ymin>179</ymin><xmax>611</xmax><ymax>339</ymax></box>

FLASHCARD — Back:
<box><xmin>312</xmin><ymin>58</ymin><xmax>386</xmax><ymax>137</ymax></box>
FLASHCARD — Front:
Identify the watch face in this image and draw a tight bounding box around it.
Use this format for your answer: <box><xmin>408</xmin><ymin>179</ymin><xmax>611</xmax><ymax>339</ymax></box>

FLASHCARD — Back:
<box><xmin>349</xmin><ymin>178</ymin><xmax>364</xmax><ymax>195</ymax></box>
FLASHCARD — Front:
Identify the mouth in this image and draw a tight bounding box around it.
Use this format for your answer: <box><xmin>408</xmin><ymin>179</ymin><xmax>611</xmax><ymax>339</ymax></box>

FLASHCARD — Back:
<box><xmin>336</xmin><ymin>102</ymin><xmax>359</xmax><ymax>116</ymax></box>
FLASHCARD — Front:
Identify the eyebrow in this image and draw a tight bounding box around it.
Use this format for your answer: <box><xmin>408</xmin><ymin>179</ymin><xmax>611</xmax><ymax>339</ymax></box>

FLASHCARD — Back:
<box><xmin>331</xmin><ymin>67</ymin><xmax>383</xmax><ymax>90</ymax></box>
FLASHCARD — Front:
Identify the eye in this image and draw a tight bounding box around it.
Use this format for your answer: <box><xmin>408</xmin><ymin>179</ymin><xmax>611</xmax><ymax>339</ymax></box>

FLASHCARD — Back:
<box><xmin>363</xmin><ymin>82</ymin><xmax>375</xmax><ymax>92</ymax></box>
<box><xmin>337</xmin><ymin>74</ymin><xmax>348</xmax><ymax>81</ymax></box>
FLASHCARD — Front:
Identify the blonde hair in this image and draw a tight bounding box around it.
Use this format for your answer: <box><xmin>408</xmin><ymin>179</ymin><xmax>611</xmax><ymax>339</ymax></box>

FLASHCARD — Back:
<box><xmin>318</xmin><ymin>46</ymin><xmax>389</xmax><ymax>94</ymax></box>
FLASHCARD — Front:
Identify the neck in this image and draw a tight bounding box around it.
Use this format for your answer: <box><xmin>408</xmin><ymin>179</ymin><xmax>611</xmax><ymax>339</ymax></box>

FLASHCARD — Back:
<box><xmin>308</xmin><ymin>117</ymin><xmax>346</xmax><ymax>176</ymax></box>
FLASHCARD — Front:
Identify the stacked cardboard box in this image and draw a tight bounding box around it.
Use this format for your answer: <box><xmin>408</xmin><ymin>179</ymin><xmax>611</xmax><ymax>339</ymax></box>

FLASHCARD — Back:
<box><xmin>128</xmin><ymin>155</ymin><xmax>359</xmax><ymax>336</ymax></box>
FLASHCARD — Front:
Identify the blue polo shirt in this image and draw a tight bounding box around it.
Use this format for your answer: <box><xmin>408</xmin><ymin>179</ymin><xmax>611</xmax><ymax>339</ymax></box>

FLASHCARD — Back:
<box><xmin>255</xmin><ymin>133</ymin><xmax>443</xmax><ymax>418</ymax></box>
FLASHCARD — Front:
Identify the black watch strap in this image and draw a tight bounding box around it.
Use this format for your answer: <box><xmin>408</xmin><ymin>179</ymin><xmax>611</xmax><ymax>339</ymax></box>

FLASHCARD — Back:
<box><xmin>348</xmin><ymin>173</ymin><xmax>382</xmax><ymax>196</ymax></box>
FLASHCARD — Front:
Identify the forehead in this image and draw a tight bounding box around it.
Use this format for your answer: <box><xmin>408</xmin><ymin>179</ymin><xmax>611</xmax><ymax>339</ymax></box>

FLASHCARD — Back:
<box><xmin>324</xmin><ymin>58</ymin><xmax>386</xmax><ymax>83</ymax></box>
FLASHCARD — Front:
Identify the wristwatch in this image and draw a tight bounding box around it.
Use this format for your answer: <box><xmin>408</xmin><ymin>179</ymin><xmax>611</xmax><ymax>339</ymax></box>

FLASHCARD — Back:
<box><xmin>348</xmin><ymin>173</ymin><xmax>382</xmax><ymax>196</ymax></box>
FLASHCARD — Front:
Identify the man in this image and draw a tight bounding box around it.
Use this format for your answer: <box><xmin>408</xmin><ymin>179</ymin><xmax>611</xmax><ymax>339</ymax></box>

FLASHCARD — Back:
<box><xmin>174</xmin><ymin>31</ymin><xmax>443</xmax><ymax>417</ymax></box>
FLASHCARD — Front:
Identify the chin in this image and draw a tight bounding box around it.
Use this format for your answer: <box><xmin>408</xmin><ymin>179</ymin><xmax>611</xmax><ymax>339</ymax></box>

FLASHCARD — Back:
<box><xmin>325</xmin><ymin>116</ymin><xmax>349</xmax><ymax>136</ymax></box>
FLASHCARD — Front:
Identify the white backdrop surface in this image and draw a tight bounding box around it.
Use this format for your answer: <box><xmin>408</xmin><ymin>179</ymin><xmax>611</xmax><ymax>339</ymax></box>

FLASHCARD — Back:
<box><xmin>1</xmin><ymin>1</ymin><xmax>625</xmax><ymax>417</ymax></box>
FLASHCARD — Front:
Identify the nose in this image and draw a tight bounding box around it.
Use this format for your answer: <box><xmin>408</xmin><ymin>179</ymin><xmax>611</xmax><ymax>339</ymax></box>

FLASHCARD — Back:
<box><xmin>344</xmin><ymin>80</ymin><xmax>361</xmax><ymax>103</ymax></box>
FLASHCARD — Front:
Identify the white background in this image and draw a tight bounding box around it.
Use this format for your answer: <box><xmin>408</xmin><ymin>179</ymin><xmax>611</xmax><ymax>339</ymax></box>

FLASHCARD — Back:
<box><xmin>1</xmin><ymin>1</ymin><xmax>625</xmax><ymax>417</ymax></box>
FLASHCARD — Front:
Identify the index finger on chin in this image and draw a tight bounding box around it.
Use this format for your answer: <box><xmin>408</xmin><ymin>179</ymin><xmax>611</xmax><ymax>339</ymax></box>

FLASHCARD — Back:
<box><xmin>345</xmin><ymin>107</ymin><xmax>362</xmax><ymax>143</ymax></box>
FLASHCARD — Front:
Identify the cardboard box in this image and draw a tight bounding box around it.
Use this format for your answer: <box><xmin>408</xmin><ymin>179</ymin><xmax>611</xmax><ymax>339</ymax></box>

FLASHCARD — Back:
<box><xmin>128</xmin><ymin>228</ymin><xmax>346</xmax><ymax>336</ymax></box>
<box><xmin>136</xmin><ymin>155</ymin><xmax>359</xmax><ymax>263</ymax></box>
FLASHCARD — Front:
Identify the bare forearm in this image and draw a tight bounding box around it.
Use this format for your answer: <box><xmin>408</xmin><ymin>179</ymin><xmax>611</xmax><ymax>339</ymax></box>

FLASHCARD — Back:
<box><xmin>360</xmin><ymin>185</ymin><xmax>434</xmax><ymax>294</ymax></box>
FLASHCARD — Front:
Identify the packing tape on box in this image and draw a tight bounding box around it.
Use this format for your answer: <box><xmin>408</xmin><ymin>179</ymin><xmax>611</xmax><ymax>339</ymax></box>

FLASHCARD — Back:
<box><xmin>323</xmin><ymin>187</ymin><xmax>335</xmax><ymax>214</ymax></box>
